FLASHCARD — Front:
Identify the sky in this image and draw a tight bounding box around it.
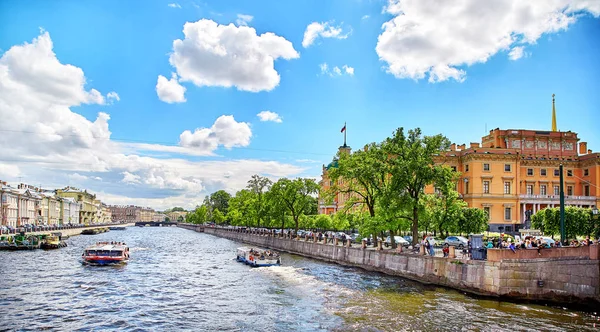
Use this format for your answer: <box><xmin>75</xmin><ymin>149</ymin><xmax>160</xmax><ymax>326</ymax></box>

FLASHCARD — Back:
<box><xmin>0</xmin><ymin>0</ymin><xmax>599</xmax><ymax>210</ymax></box>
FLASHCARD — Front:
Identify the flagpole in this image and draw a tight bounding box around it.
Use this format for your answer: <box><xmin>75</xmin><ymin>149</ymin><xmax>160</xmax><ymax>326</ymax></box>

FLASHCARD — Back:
<box><xmin>343</xmin><ymin>122</ymin><xmax>347</xmax><ymax>147</ymax></box>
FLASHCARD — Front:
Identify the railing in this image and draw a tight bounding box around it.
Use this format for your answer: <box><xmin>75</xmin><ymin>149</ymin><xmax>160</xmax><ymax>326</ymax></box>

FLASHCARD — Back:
<box><xmin>519</xmin><ymin>194</ymin><xmax>596</xmax><ymax>201</ymax></box>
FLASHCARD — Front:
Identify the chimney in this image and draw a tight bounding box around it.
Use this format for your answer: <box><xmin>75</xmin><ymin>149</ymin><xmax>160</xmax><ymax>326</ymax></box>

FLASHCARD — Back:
<box><xmin>450</xmin><ymin>143</ymin><xmax>456</xmax><ymax>151</ymax></box>
<box><xmin>470</xmin><ymin>142</ymin><xmax>480</xmax><ymax>149</ymax></box>
<box><xmin>588</xmin><ymin>149</ymin><xmax>593</xmax><ymax>154</ymax></box>
<box><xmin>459</xmin><ymin>144</ymin><xmax>466</xmax><ymax>150</ymax></box>
<box><xmin>579</xmin><ymin>142</ymin><xmax>587</xmax><ymax>155</ymax></box>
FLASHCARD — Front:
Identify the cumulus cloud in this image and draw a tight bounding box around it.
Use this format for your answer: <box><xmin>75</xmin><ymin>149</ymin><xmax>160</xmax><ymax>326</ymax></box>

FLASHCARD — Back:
<box><xmin>376</xmin><ymin>0</ymin><xmax>600</xmax><ymax>83</ymax></box>
<box><xmin>236</xmin><ymin>14</ymin><xmax>253</xmax><ymax>26</ymax></box>
<box><xmin>179</xmin><ymin>115</ymin><xmax>252</xmax><ymax>152</ymax></box>
<box><xmin>168</xmin><ymin>3</ymin><xmax>181</xmax><ymax>8</ymax></box>
<box><xmin>320</xmin><ymin>63</ymin><xmax>354</xmax><ymax>77</ymax></box>
<box><xmin>257</xmin><ymin>110</ymin><xmax>282</xmax><ymax>123</ymax></box>
<box><xmin>362</xmin><ymin>15</ymin><xmax>370</xmax><ymax>20</ymax></box>
<box><xmin>0</xmin><ymin>30</ymin><xmax>310</xmax><ymax>211</ymax></box>
<box><xmin>106</xmin><ymin>91</ymin><xmax>120</xmax><ymax>103</ymax></box>
<box><xmin>168</xmin><ymin>19</ymin><xmax>299</xmax><ymax>92</ymax></box>
<box><xmin>302</xmin><ymin>21</ymin><xmax>351</xmax><ymax>48</ymax></box>
<box><xmin>508</xmin><ymin>46</ymin><xmax>526</xmax><ymax>60</ymax></box>
<box><xmin>156</xmin><ymin>73</ymin><xmax>186</xmax><ymax>103</ymax></box>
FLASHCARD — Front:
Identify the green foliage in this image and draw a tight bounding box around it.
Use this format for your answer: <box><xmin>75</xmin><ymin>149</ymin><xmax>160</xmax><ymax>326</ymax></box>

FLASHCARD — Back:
<box><xmin>269</xmin><ymin>178</ymin><xmax>319</xmax><ymax>232</ymax></box>
<box><xmin>246</xmin><ymin>175</ymin><xmax>272</xmax><ymax>227</ymax></box>
<box><xmin>204</xmin><ymin>190</ymin><xmax>232</xmax><ymax>218</ymax></box>
<box><xmin>213</xmin><ymin>209</ymin><xmax>226</xmax><ymax>225</ymax></box>
<box><xmin>457</xmin><ymin>207</ymin><xmax>488</xmax><ymax>235</ymax></box>
<box><xmin>382</xmin><ymin>127</ymin><xmax>451</xmax><ymax>244</ymax></box>
<box><xmin>314</xmin><ymin>214</ymin><xmax>333</xmax><ymax>230</ymax></box>
<box><xmin>186</xmin><ymin>205</ymin><xmax>208</xmax><ymax>224</ymax></box>
<box><xmin>171</xmin><ymin>207</ymin><xmax>186</xmax><ymax>212</ymax></box>
<box><xmin>532</xmin><ymin>206</ymin><xmax>598</xmax><ymax>239</ymax></box>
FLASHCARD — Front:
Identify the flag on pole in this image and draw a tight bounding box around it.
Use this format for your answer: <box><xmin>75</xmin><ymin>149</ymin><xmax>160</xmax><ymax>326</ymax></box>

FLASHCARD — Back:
<box><xmin>341</xmin><ymin>124</ymin><xmax>346</xmax><ymax>133</ymax></box>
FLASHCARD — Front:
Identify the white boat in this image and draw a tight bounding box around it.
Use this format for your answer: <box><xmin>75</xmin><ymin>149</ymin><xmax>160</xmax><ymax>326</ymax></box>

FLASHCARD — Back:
<box><xmin>236</xmin><ymin>247</ymin><xmax>281</xmax><ymax>267</ymax></box>
<box><xmin>82</xmin><ymin>242</ymin><xmax>130</xmax><ymax>265</ymax></box>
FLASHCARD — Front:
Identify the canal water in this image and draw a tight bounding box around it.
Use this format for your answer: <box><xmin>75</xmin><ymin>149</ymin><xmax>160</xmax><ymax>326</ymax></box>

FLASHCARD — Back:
<box><xmin>0</xmin><ymin>227</ymin><xmax>598</xmax><ymax>331</ymax></box>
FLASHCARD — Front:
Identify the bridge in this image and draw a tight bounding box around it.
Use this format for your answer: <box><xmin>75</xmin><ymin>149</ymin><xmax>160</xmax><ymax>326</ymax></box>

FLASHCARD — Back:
<box><xmin>134</xmin><ymin>221</ymin><xmax>178</xmax><ymax>227</ymax></box>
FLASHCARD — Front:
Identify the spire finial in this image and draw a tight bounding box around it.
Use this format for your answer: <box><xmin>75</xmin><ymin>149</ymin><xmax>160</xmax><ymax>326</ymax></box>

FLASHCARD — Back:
<box><xmin>551</xmin><ymin>93</ymin><xmax>557</xmax><ymax>132</ymax></box>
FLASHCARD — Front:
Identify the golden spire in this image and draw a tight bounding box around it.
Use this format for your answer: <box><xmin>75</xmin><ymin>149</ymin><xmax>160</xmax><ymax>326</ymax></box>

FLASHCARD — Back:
<box><xmin>551</xmin><ymin>93</ymin><xmax>557</xmax><ymax>132</ymax></box>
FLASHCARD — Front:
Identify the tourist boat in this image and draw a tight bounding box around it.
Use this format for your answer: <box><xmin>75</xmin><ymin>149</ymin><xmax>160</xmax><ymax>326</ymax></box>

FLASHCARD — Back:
<box><xmin>41</xmin><ymin>234</ymin><xmax>67</xmax><ymax>249</ymax></box>
<box><xmin>236</xmin><ymin>247</ymin><xmax>281</xmax><ymax>267</ymax></box>
<box><xmin>109</xmin><ymin>226</ymin><xmax>127</xmax><ymax>231</ymax></box>
<box><xmin>82</xmin><ymin>242</ymin><xmax>130</xmax><ymax>265</ymax></box>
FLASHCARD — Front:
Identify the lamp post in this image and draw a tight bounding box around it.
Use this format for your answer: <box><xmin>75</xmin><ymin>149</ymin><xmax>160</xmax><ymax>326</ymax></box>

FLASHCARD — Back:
<box><xmin>559</xmin><ymin>164</ymin><xmax>565</xmax><ymax>244</ymax></box>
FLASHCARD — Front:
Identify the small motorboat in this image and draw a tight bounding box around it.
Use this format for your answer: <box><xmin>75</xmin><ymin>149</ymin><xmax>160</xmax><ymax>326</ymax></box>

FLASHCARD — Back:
<box><xmin>236</xmin><ymin>247</ymin><xmax>281</xmax><ymax>267</ymax></box>
<box><xmin>109</xmin><ymin>226</ymin><xmax>126</xmax><ymax>231</ymax></box>
<box><xmin>41</xmin><ymin>234</ymin><xmax>67</xmax><ymax>249</ymax></box>
<box><xmin>82</xmin><ymin>242</ymin><xmax>130</xmax><ymax>265</ymax></box>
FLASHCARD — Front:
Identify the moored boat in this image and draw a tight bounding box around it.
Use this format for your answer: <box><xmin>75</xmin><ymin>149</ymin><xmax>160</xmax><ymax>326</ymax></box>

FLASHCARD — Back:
<box><xmin>82</xmin><ymin>242</ymin><xmax>130</xmax><ymax>265</ymax></box>
<box><xmin>41</xmin><ymin>234</ymin><xmax>67</xmax><ymax>249</ymax></box>
<box><xmin>236</xmin><ymin>247</ymin><xmax>281</xmax><ymax>267</ymax></box>
<box><xmin>109</xmin><ymin>226</ymin><xmax>127</xmax><ymax>231</ymax></box>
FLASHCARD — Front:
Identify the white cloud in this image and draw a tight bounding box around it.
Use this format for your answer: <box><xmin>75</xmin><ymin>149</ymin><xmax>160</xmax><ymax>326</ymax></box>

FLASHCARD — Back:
<box><xmin>236</xmin><ymin>14</ymin><xmax>253</xmax><ymax>26</ymax></box>
<box><xmin>0</xmin><ymin>30</ymin><xmax>311</xmax><ymax>211</ymax></box>
<box><xmin>376</xmin><ymin>0</ymin><xmax>600</xmax><ymax>83</ymax></box>
<box><xmin>362</xmin><ymin>15</ymin><xmax>370</xmax><ymax>20</ymax></box>
<box><xmin>156</xmin><ymin>73</ymin><xmax>187</xmax><ymax>103</ymax></box>
<box><xmin>168</xmin><ymin>19</ymin><xmax>299</xmax><ymax>92</ymax></box>
<box><xmin>302</xmin><ymin>21</ymin><xmax>351</xmax><ymax>48</ymax></box>
<box><xmin>168</xmin><ymin>3</ymin><xmax>181</xmax><ymax>8</ymax></box>
<box><xmin>0</xmin><ymin>164</ymin><xmax>21</xmax><ymax>179</ymax></box>
<box><xmin>508</xmin><ymin>46</ymin><xmax>526</xmax><ymax>60</ymax></box>
<box><xmin>319</xmin><ymin>62</ymin><xmax>354</xmax><ymax>77</ymax></box>
<box><xmin>343</xmin><ymin>65</ymin><xmax>354</xmax><ymax>75</ymax></box>
<box><xmin>106</xmin><ymin>91</ymin><xmax>120</xmax><ymax>103</ymax></box>
<box><xmin>296</xmin><ymin>159</ymin><xmax>320</xmax><ymax>163</ymax></box>
<box><xmin>121</xmin><ymin>171</ymin><xmax>141</xmax><ymax>184</ymax></box>
<box><xmin>257</xmin><ymin>110</ymin><xmax>282</xmax><ymax>123</ymax></box>
<box><xmin>179</xmin><ymin>115</ymin><xmax>252</xmax><ymax>151</ymax></box>
<box><xmin>69</xmin><ymin>173</ymin><xmax>88</xmax><ymax>182</ymax></box>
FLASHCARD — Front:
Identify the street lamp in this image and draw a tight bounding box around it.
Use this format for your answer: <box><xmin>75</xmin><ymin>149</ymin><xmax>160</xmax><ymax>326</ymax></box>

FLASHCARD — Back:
<box><xmin>593</xmin><ymin>206</ymin><xmax>599</xmax><ymax>216</ymax></box>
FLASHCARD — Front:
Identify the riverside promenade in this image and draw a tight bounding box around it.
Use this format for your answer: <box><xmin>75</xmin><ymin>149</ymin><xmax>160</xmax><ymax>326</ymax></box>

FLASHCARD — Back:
<box><xmin>179</xmin><ymin>224</ymin><xmax>600</xmax><ymax>306</ymax></box>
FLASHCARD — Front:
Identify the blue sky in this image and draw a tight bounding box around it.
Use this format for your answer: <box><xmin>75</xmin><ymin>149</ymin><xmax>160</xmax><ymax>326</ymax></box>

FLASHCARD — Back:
<box><xmin>0</xmin><ymin>0</ymin><xmax>599</xmax><ymax>209</ymax></box>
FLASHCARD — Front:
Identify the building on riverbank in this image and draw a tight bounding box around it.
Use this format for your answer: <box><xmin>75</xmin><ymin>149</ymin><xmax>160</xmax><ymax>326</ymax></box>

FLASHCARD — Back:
<box><xmin>319</xmin><ymin>96</ymin><xmax>600</xmax><ymax>234</ymax></box>
<box><xmin>56</xmin><ymin>187</ymin><xmax>99</xmax><ymax>225</ymax></box>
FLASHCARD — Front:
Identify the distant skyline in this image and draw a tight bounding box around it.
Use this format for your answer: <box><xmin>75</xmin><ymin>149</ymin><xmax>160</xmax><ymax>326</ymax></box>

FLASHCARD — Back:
<box><xmin>0</xmin><ymin>0</ymin><xmax>599</xmax><ymax>210</ymax></box>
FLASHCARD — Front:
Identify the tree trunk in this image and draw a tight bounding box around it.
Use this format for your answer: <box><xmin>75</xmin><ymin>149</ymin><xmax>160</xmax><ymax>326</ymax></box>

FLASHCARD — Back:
<box><xmin>411</xmin><ymin>206</ymin><xmax>419</xmax><ymax>246</ymax></box>
<box><xmin>390</xmin><ymin>229</ymin><xmax>397</xmax><ymax>249</ymax></box>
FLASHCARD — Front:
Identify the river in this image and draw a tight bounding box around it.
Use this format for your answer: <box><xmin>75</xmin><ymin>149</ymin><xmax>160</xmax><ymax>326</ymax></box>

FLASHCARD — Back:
<box><xmin>0</xmin><ymin>226</ymin><xmax>598</xmax><ymax>331</ymax></box>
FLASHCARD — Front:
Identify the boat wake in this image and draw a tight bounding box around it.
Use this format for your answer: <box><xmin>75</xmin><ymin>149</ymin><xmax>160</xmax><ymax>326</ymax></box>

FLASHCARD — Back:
<box><xmin>130</xmin><ymin>247</ymin><xmax>150</xmax><ymax>252</ymax></box>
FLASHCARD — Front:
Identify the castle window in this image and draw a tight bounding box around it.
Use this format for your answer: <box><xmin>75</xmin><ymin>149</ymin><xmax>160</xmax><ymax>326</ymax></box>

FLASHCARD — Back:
<box><xmin>540</xmin><ymin>169</ymin><xmax>547</xmax><ymax>176</ymax></box>
<box><xmin>483</xmin><ymin>163</ymin><xmax>490</xmax><ymax>171</ymax></box>
<box><xmin>527</xmin><ymin>169</ymin><xmax>533</xmax><ymax>176</ymax></box>
<box><xmin>504</xmin><ymin>164</ymin><xmax>511</xmax><ymax>172</ymax></box>
<box><xmin>483</xmin><ymin>181</ymin><xmax>490</xmax><ymax>194</ymax></box>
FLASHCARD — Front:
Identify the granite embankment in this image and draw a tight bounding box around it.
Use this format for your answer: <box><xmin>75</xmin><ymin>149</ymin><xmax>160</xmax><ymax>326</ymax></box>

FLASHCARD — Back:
<box><xmin>25</xmin><ymin>223</ymin><xmax>135</xmax><ymax>237</ymax></box>
<box><xmin>180</xmin><ymin>224</ymin><xmax>600</xmax><ymax>306</ymax></box>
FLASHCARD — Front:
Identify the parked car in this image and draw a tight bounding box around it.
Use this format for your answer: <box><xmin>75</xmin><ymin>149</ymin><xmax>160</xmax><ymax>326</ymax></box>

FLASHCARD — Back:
<box><xmin>403</xmin><ymin>235</ymin><xmax>413</xmax><ymax>243</ymax></box>
<box><xmin>444</xmin><ymin>236</ymin><xmax>468</xmax><ymax>249</ymax></box>
<box><xmin>384</xmin><ymin>236</ymin><xmax>410</xmax><ymax>247</ymax></box>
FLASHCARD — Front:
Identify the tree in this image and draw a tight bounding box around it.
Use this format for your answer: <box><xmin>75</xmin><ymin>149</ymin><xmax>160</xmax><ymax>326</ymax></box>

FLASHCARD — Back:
<box><xmin>204</xmin><ymin>190</ymin><xmax>232</xmax><ymax>218</ymax></box>
<box><xmin>213</xmin><ymin>209</ymin><xmax>226</xmax><ymax>225</ymax></box>
<box><xmin>314</xmin><ymin>214</ymin><xmax>333</xmax><ymax>230</ymax></box>
<box><xmin>171</xmin><ymin>207</ymin><xmax>186</xmax><ymax>212</ymax></box>
<box><xmin>186</xmin><ymin>205</ymin><xmax>208</xmax><ymax>225</ymax></box>
<box><xmin>269</xmin><ymin>178</ymin><xmax>319</xmax><ymax>233</ymax></box>
<box><xmin>383</xmin><ymin>128</ymin><xmax>450</xmax><ymax>245</ymax></box>
<box><xmin>457</xmin><ymin>207</ymin><xmax>488</xmax><ymax>235</ymax></box>
<box><xmin>246</xmin><ymin>175</ymin><xmax>272</xmax><ymax>227</ymax></box>
<box><xmin>227</xmin><ymin>189</ymin><xmax>257</xmax><ymax>227</ymax></box>
<box><xmin>422</xmin><ymin>166</ymin><xmax>465</xmax><ymax>236</ymax></box>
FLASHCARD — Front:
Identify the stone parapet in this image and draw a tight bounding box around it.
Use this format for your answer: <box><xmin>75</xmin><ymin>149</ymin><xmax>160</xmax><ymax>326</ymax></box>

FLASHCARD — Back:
<box><xmin>187</xmin><ymin>226</ymin><xmax>599</xmax><ymax>306</ymax></box>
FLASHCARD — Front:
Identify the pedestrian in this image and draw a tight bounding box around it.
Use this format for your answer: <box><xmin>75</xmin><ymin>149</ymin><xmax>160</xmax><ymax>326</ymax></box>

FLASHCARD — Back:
<box><xmin>428</xmin><ymin>240</ymin><xmax>435</xmax><ymax>256</ymax></box>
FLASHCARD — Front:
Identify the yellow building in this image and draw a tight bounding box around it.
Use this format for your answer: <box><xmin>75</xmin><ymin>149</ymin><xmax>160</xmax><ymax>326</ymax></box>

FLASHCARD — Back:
<box><xmin>320</xmin><ymin>96</ymin><xmax>600</xmax><ymax>234</ymax></box>
<box><xmin>140</xmin><ymin>207</ymin><xmax>155</xmax><ymax>222</ymax></box>
<box><xmin>167</xmin><ymin>211</ymin><xmax>188</xmax><ymax>222</ymax></box>
<box><xmin>56</xmin><ymin>187</ymin><xmax>98</xmax><ymax>225</ymax></box>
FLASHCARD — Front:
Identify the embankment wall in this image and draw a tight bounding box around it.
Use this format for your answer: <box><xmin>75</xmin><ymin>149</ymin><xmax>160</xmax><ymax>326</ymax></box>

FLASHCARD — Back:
<box><xmin>180</xmin><ymin>224</ymin><xmax>600</xmax><ymax>305</ymax></box>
